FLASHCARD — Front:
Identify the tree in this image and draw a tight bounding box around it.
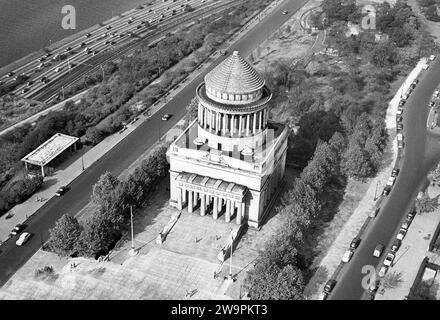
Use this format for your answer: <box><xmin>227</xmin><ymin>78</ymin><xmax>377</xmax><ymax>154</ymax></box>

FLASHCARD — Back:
<box><xmin>382</xmin><ymin>271</ymin><xmax>403</xmax><ymax>289</ymax></box>
<box><xmin>48</xmin><ymin>215</ymin><xmax>83</xmax><ymax>257</ymax></box>
<box><xmin>91</xmin><ymin>172</ymin><xmax>120</xmax><ymax>207</ymax></box>
<box><xmin>415</xmin><ymin>193</ymin><xmax>439</xmax><ymax>214</ymax></box>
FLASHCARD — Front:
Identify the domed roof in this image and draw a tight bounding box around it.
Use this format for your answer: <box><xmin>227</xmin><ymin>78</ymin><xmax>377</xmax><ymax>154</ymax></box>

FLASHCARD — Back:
<box><xmin>205</xmin><ymin>51</ymin><xmax>265</xmax><ymax>95</ymax></box>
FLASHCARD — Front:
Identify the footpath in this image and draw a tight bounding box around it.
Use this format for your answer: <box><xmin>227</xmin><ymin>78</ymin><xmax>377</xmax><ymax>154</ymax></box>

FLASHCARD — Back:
<box><xmin>0</xmin><ymin>0</ymin><xmax>285</xmax><ymax>244</ymax></box>
<box><xmin>305</xmin><ymin>58</ymin><xmax>428</xmax><ymax>299</ymax></box>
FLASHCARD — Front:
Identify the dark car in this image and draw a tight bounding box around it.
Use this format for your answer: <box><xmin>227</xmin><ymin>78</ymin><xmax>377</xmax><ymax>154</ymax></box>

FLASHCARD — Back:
<box><xmin>80</xmin><ymin>42</ymin><xmax>87</xmax><ymax>47</ymax></box>
<box><xmin>40</xmin><ymin>76</ymin><xmax>48</xmax><ymax>83</ymax></box>
<box><xmin>407</xmin><ymin>211</ymin><xmax>416</xmax><ymax>221</ymax></box>
<box><xmin>27</xmin><ymin>80</ymin><xmax>34</xmax><ymax>86</ymax></box>
<box><xmin>55</xmin><ymin>186</ymin><xmax>69</xmax><ymax>197</ymax></box>
<box><xmin>106</xmin><ymin>25</ymin><xmax>112</xmax><ymax>30</ymax></box>
<box><xmin>391</xmin><ymin>239</ymin><xmax>401</xmax><ymax>253</ymax></box>
<box><xmin>9</xmin><ymin>224</ymin><xmax>26</xmax><ymax>237</ymax></box>
<box><xmin>136</xmin><ymin>24</ymin><xmax>142</xmax><ymax>29</ymax></box>
<box><xmin>350</xmin><ymin>237</ymin><xmax>361</xmax><ymax>249</ymax></box>
<box><xmin>323</xmin><ymin>279</ymin><xmax>337</xmax><ymax>294</ymax></box>
<box><xmin>396</xmin><ymin>115</ymin><xmax>403</xmax><ymax>122</ymax></box>
<box><xmin>391</xmin><ymin>168</ymin><xmax>400</xmax><ymax>177</ymax></box>
<box><xmin>7</xmin><ymin>72</ymin><xmax>14</xmax><ymax>77</ymax></box>
<box><xmin>383</xmin><ymin>186</ymin><xmax>392</xmax><ymax>196</ymax></box>
<box><xmin>398</xmin><ymin>100</ymin><xmax>405</xmax><ymax>107</ymax></box>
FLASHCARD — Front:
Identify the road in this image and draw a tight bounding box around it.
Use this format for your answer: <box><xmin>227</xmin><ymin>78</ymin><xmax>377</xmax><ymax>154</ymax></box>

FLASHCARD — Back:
<box><xmin>329</xmin><ymin>58</ymin><xmax>440</xmax><ymax>300</ymax></box>
<box><xmin>0</xmin><ymin>0</ymin><xmax>308</xmax><ymax>287</ymax></box>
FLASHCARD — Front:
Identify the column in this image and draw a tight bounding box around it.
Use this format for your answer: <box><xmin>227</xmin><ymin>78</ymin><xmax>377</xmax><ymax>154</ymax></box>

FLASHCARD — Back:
<box><xmin>229</xmin><ymin>200</ymin><xmax>235</xmax><ymax>221</ymax></box>
<box><xmin>193</xmin><ymin>192</ymin><xmax>198</xmax><ymax>207</ymax></box>
<box><xmin>238</xmin><ymin>115</ymin><xmax>242</xmax><ymax>136</ymax></box>
<box><xmin>198</xmin><ymin>107</ymin><xmax>201</xmax><ymax>124</ymax></box>
<box><xmin>225</xmin><ymin>200</ymin><xmax>231</xmax><ymax>223</ymax></box>
<box><xmin>204</xmin><ymin>107</ymin><xmax>208</xmax><ymax>129</ymax></box>
<box><xmin>213</xmin><ymin>197</ymin><xmax>218</xmax><ymax>220</ymax></box>
<box><xmin>246</xmin><ymin>114</ymin><xmax>250</xmax><ymax>136</ymax></box>
<box><xmin>231</xmin><ymin>115</ymin><xmax>235</xmax><ymax>136</ymax></box>
<box><xmin>253</xmin><ymin>113</ymin><xmax>257</xmax><ymax>134</ymax></box>
<box><xmin>237</xmin><ymin>202</ymin><xmax>244</xmax><ymax>225</ymax></box>
<box><xmin>223</xmin><ymin>114</ymin><xmax>227</xmax><ymax>135</ymax></box>
<box><xmin>211</xmin><ymin>111</ymin><xmax>215</xmax><ymax>130</ymax></box>
<box><xmin>41</xmin><ymin>165</ymin><xmax>45</xmax><ymax>177</ymax></box>
<box><xmin>188</xmin><ymin>191</ymin><xmax>193</xmax><ymax>213</ymax></box>
<box><xmin>200</xmin><ymin>194</ymin><xmax>206</xmax><ymax>216</ymax></box>
<box><xmin>259</xmin><ymin>110</ymin><xmax>263</xmax><ymax>130</ymax></box>
<box><xmin>177</xmin><ymin>189</ymin><xmax>182</xmax><ymax>210</ymax></box>
<box><xmin>183</xmin><ymin>189</ymin><xmax>187</xmax><ymax>203</ymax></box>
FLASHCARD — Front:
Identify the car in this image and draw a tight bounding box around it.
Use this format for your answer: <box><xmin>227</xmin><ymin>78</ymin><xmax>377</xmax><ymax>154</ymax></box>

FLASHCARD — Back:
<box><xmin>383</xmin><ymin>186</ymin><xmax>392</xmax><ymax>196</ymax></box>
<box><xmin>429</xmin><ymin>101</ymin><xmax>436</xmax><ymax>108</ymax></box>
<box><xmin>350</xmin><ymin>237</ymin><xmax>361</xmax><ymax>249</ymax></box>
<box><xmin>219</xmin><ymin>49</ymin><xmax>227</xmax><ymax>56</ymax></box>
<box><xmin>323</xmin><ymin>279</ymin><xmax>337</xmax><ymax>294</ymax></box>
<box><xmin>410</xmin><ymin>83</ymin><xmax>416</xmax><ymax>90</ymax></box>
<box><xmin>55</xmin><ymin>186</ymin><xmax>69</xmax><ymax>196</ymax></box>
<box><xmin>85</xmin><ymin>33</ymin><xmax>92</xmax><ymax>38</ymax></box>
<box><xmin>282</xmin><ymin>10</ymin><xmax>288</xmax><ymax>14</ymax></box>
<box><xmin>26</xmin><ymin>80</ymin><xmax>33</xmax><ymax>86</ymax></box>
<box><xmin>397</xmin><ymin>123</ymin><xmax>403</xmax><ymax>131</ymax></box>
<box><xmin>391</xmin><ymin>239</ymin><xmax>401</xmax><ymax>253</ymax></box>
<box><xmin>423</xmin><ymin>64</ymin><xmax>429</xmax><ymax>70</ymax></box>
<box><xmin>369</xmin><ymin>207</ymin><xmax>380</xmax><ymax>218</ymax></box>
<box><xmin>396</xmin><ymin>228</ymin><xmax>407</xmax><ymax>241</ymax></box>
<box><xmin>396</xmin><ymin>108</ymin><xmax>403</xmax><ymax>115</ymax></box>
<box><xmin>83</xmin><ymin>47</ymin><xmax>90</xmax><ymax>52</ymax></box>
<box><xmin>398</xmin><ymin>100</ymin><xmax>405</xmax><ymax>107</ymax></box>
<box><xmin>105</xmin><ymin>40</ymin><xmax>111</xmax><ymax>44</ymax></box>
<box><xmin>55</xmin><ymin>67</ymin><xmax>62</xmax><ymax>72</ymax></box>
<box><xmin>44</xmin><ymin>52</ymin><xmax>52</xmax><ymax>58</ymax></box>
<box><xmin>38</xmin><ymin>57</ymin><xmax>46</xmax><ymax>62</ymax></box>
<box><xmin>22</xmin><ymin>88</ymin><xmax>30</xmax><ymax>94</ymax></box>
<box><xmin>137</xmin><ymin>25</ymin><xmax>142</xmax><ymax>29</ymax></box>
<box><xmin>342</xmin><ymin>249</ymin><xmax>354</xmax><ymax>263</ymax></box>
<box><xmin>52</xmin><ymin>54</ymin><xmax>60</xmax><ymax>61</ymax></box>
<box><xmin>373</xmin><ymin>244</ymin><xmax>384</xmax><ymax>257</ymax></box>
<box><xmin>386</xmin><ymin>176</ymin><xmax>396</xmax><ymax>187</ymax></box>
<box><xmin>40</xmin><ymin>76</ymin><xmax>48</xmax><ymax>83</ymax></box>
<box><xmin>407</xmin><ymin>211</ymin><xmax>416</xmax><ymax>221</ymax></box>
<box><xmin>80</xmin><ymin>42</ymin><xmax>87</xmax><ymax>47</ymax></box>
<box><xmin>396</xmin><ymin>115</ymin><xmax>403</xmax><ymax>123</ymax></box>
<box><xmin>65</xmin><ymin>46</ymin><xmax>72</xmax><ymax>52</ymax></box>
<box><xmin>7</xmin><ymin>72</ymin><xmax>14</xmax><ymax>77</ymax></box>
<box><xmin>106</xmin><ymin>25</ymin><xmax>112</xmax><ymax>30</ymax></box>
<box><xmin>429</xmin><ymin>55</ymin><xmax>436</xmax><ymax>61</ymax></box>
<box><xmin>162</xmin><ymin>114</ymin><xmax>172</xmax><ymax>121</ymax></box>
<box><xmin>401</xmin><ymin>221</ymin><xmax>410</xmax><ymax>231</ymax></box>
<box><xmin>128</xmin><ymin>20</ymin><xmax>133</xmax><ymax>24</ymax></box>
<box><xmin>9</xmin><ymin>224</ymin><xmax>25</xmax><ymax>236</ymax></box>
<box><xmin>15</xmin><ymin>232</ymin><xmax>32</xmax><ymax>246</ymax></box>
<box><xmin>391</xmin><ymin>168</ymin><xmax>400</xmax><ymax>177</ymax></box>
<box><xmin>383</xmin><ymin>252</ymin><xmax>395</xmax><ymax>267</ymax></box>
<box><xmin>368</xmin><ymin>279</ymin><xmax>380</xmax><ymax>293</ymax></box>
<box><xmin>378</xmin><ymin>265</ymin><xmax>388</xmax><ymax>277</ymax></box>
<box><xmin>93</xmin><ymin>50</ymin><xmax>99</xmax><ymax>56</ymax></box>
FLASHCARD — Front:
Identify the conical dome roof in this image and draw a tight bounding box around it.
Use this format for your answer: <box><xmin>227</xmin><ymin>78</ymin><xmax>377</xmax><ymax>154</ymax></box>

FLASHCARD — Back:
<box><xmin>205</xmin><ymin>51</ymin><xmax>265</xmax><ymax>95</ymax></box>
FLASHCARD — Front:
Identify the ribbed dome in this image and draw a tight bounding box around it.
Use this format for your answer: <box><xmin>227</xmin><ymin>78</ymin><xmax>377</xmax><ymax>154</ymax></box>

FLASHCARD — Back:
<box><xmin>205</xmin><ymin>51</ymin><xmax>265</xmax><ymax>95</ymax></box>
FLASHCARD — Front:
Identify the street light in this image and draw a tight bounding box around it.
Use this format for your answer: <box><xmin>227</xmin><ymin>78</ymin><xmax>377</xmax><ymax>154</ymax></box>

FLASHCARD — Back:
<box><xmin>129</xmin><ymin>205</ymin><xmax>138</xmax><ymax>256</ymax></box>
<box><xmin>224</xmin><ymin>228</ymin><xmax>236</xmax><ymax>282</ymax></box>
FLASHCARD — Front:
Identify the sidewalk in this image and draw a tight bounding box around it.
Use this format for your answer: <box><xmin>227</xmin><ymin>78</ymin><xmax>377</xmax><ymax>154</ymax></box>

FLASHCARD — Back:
<box><xmin>305</xmin><ymin>58</ymin><xmax>427</xmax><ymax>299</ymax></box>
<box><xmin>376</xmin><ymin>183</ymin><xmax>440</xmax><ymax>300</ymax></box>
<box><xmin>0</xmin><ymin>0</ymin><xmax>285</xmax><ymax>244</ymax></box>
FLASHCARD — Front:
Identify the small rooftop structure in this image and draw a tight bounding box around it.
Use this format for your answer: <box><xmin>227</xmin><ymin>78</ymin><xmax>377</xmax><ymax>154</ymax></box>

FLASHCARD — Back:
<box><xmin>21</xmin><ymin>133</ymin><xmax>79</xmax><ymax>176</ymax></box>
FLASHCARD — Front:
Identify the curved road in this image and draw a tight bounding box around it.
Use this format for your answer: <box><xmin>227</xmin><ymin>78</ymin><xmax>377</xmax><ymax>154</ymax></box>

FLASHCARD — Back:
<box><xmin>329</xmin><ymin>58</ymin><xmax>440</xmax><ymax>300</ymax></box>
<box><xmin>0</xmin><ymin>0</ymin><xmax>307</xmax><ymax>287</ymax></box>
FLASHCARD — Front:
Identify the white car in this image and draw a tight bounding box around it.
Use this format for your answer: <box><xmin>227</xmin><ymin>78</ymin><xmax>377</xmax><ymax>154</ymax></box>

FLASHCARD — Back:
<box><xmin>383</xmin><ymin>252</ymin><xmax>395</xmax><ymax>267</ymax></box>
<box><xmin>429</xmin><ymin>55</ymin><xmax>436</xmax><ymax>61</ymax></box>
<box><xmin>423</xmin><ymin>64</ymin><xmax>429</xmax><ymax>70</ymax></box>
<box><xmin>396</xmin><ymin>228</ymin><xmax>407</xmax><ymax>241</ymax></box>
<box><xmin>16</xmin><ymin>232</ymin><xmax>32</xmax><ymax>246</ymax></box>
<box><xmin>342</xmin><ymin>249</ymin><xmax>354</xmax><ymax>263</ymax></box>
<box><xmin>386</xmin><ymin>177</ymin><xmax>396</xmax><ymax>187</ymax></box>
<box><xmin>396</xmin><ymin>108</ymin><xmax>403</xmax><ymax>115</ymax></box>
<box><xmin>55</xmin><ymin>67</ymin><xmax>62</xmax><ymax>72</ymax></box>
<box><xmin>379</xmin><ymin>265</ymin><xmax>388</xmax><ymax>277</ymax></box>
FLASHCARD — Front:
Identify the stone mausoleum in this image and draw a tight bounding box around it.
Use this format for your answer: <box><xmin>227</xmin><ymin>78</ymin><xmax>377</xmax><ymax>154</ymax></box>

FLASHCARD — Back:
<box><xmin>167</xmin><ymin>51</ymin><xmax>288</xmax><ymax>228</ymax></box>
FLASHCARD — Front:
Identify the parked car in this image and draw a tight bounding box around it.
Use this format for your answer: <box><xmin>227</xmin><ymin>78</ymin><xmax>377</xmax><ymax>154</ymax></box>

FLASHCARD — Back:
<box><xmin>350</xmin><ymin>237</ymin><xmax>361</xmax><ymax>249</ymax></box>
<box><xmin>429</xmin><ymin>54</ymin><xmax>436</xmax><ymax>61</ymax></box>
<box><xmin>368</xmin><ymin>279</ymin><xmax>380</xmax><ymax>293</ymax></box>
<box><xmin>323</xmin><ymin>279</ymin><xmax>337</xmax><ymax>294</ymax></box>
<box><xmin>219</xmin><ymin>49</ymin><xmax>227</xmax><ymax>56</ymax></box>
<box><xmin>386</xmin><ymin>176</ymin><xmax>396</xmax><ymax>187</ymax></box>
<box><xmin>64</xmin><ymin>46</ymin><xmax>72</xmax><ymax>52</ymax></box>
<box><xmin>55</xmin><ymin>186</ymin><xmax>69</xmax><ymax>196</ymax></box>
<box><xmin>423</xmin><ymin>64</ymin><xmax>429</xmax><ymax>70</ymax></box>
<box><xmin>373</xmin><ymin>244</ymin><xmax>384</xmax><ymax>258</ymax></box>
<box><xmin>378</xmin><ymin>265</ymin><xmax>388</xmax><ymax>277</ymax></box>
<box><xmin>161</xmin><ymin>114</ymin><xmax>172</xmax><ymax>121</ymax></box>
<box><xmin>398</xmin><ymin>100</ymin><xmax>405</xmax><ymax>107</ymax></box>
<box><xmin>282</xmin><ymin>10</ymin><xmax>288</xmax><ymax>14</ymax></box>
<box><xmin>7</xmin><ymin>72</ymin><xmax>14</xmax><ymax>77</ymax></box>
<box><xmin>85</xmin><ymin>33</ymin><xmax>92</xmax><ymax>38</ymax></box>
<box><xmin>9</xmin><ymin>224</ymin><xmax>25</xmax><ymax>236</ymax></box>
<box><xmin>391</xmin><ymin>168</ymin><xmax>400</xmax><ymax>177</ymax></box>
<box><xmin>401</xmin><ymin>221</ymin><xmax>410</xmax><ymax>231</ymax></box>
<box><xmin>396</xmin><ymin>228</ymin><xmax>407</xmax><ymax>241</ymax></box>
<box><xmin>369</xmin><ymin>207</ymin><xmax>380</xmax><ymax>218</ymax></box>
<box><xmin>391</xmin><ymin>239</ymin><xmax>401</xmax><ymax>253</ymax></box>
<box><xmin>383</xmin><ymin>252</ymin><xmax>395</xmax><ymax>267</ymax></box>
<box><xmin>22</xmin><ymin>87</ymin><xmax>29</xmax><ymax>94</ymax></box>
<box><xmin>16</xmin><ymin>232</ymin><xmax>32</xmax><ymax>246</ymax></box>
<box><xmin>397</xmin><ymin>123</ymin><xmax>403</xmax><ymax>131</ymax></box>
<box><xmin>396</xmin><ymin>115</ymin><xmax>403</xmax><ymax>123</ymax></box>
<box><xmin>407</xmin><ymin>211</ymin><xmax>416</xmax><ymax>221</ymax></box>
<box><xmin>383</xmin><ymin>186</ymin><xmax>392</xmax><ymax>196</ymax></box>
<box><xmin>342</xmin><ymin>249</ymin><xmax>354</xmax><ymax>263</ymax></box>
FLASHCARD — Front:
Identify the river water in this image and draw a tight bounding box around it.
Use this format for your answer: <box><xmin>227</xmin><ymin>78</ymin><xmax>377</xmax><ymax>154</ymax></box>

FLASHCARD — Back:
<box><xmin>0</xmin><ymin>0</ymin><xmax>149</xmax><ymax>67</ymax></box>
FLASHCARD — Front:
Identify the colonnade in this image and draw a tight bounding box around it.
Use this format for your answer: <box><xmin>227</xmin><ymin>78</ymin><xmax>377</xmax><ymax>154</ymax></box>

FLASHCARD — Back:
<box><xmin>176</xmin><ymin>188</ymin><xmax>244</xmax><ymax>225</ymax></box>
<box><xmin>198</xmin><ymin>107</ymin><xmax>267</xmax><ymax>137</ymax></box>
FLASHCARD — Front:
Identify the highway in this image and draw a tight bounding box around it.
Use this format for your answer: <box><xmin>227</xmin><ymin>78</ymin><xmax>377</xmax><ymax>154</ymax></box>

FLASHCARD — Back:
<box><xmin>0</xmin><ymin>0</ymin><xmax>308</xmax><ymax>287</ymax></box>
<box><xmin>0</xmin><ymin>0</ymin><xmax>219</xmax><ymax>102</ymax></box>
<box><xmin>329</xmin><ymin>57</ymin><xmax>440</xmax><ymax>300</ymax></box>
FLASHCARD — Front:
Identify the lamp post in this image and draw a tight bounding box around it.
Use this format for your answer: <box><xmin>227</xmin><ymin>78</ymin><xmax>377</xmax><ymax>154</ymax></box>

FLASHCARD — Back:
<box><xmin>81</xmin><ymin>156</ymin><xmax>84</xmax><ymax>171</ymax></box>
<box><xmin>129</xmin><ymin>205</ymin><xmax>138</xmax><ymax>256</ymax></box>
<box><xmin>225</xmin><ymin>228</ymin><xmax>236</xmax><ymax>282</ymax></box>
